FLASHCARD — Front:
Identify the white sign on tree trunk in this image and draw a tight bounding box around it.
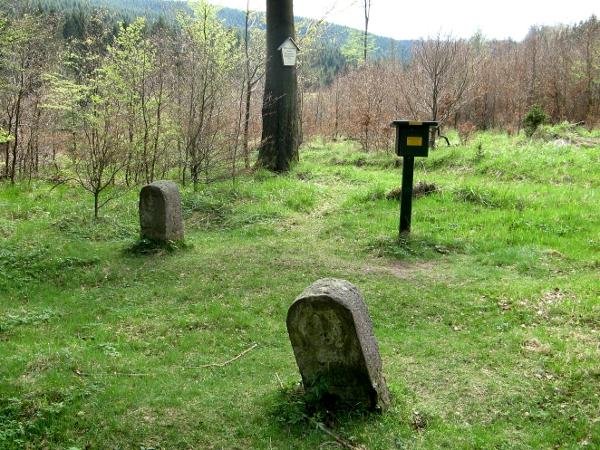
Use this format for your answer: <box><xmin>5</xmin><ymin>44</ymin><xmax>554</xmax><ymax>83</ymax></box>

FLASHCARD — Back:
<box><xmin>278</xmin><ymin>37</ymin><xmax>300</xmax><ymax>67</ymax></box>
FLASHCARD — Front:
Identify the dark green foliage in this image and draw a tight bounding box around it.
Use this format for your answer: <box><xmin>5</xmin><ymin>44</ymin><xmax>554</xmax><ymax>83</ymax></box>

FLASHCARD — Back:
<box><xmin>308</xmin><ymin>41</ymin><xmax>348</xmax><ymax>87</ymax></box>
<box><xmin>524</xmin><ymin>104</ymin><xmax>549</xmax><ymax>137</ymax></box>
<box><xmin>271</xmin><ymin>379</ymin><xmax>370</xmax><ymax>429</ymax></box>
<box><xmin>29</xmin><ymin>0</ymin><xmax>191</xmax><ymax>26</ymax></box>
<box><xmin>218</xmin><ymin>6</ymin><xmax>413</xmax><ymax>64</ymax></box>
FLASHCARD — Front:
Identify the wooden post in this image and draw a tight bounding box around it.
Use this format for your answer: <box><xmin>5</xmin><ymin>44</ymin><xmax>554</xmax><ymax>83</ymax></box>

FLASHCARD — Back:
<box><xmin>400</xmin><ymin>156</ymin><xmax>414</xmax><ymax>234</ymax></box>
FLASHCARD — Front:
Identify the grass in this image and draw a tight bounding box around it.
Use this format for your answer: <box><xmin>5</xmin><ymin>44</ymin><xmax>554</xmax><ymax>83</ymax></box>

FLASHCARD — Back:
<box><xmin>1</xmin><ymin>131</ymin><xmax>599</xmax><ymax>449</ymax></box>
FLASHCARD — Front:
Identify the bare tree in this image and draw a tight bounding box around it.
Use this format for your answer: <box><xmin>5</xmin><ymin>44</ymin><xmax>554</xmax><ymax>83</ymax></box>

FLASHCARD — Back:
<box><xmin>242</xmin><ymin>1</ymin><xmax>265</xmax><ymax>169</ymax></box>
<box><xmin>404</xmin><ymin>34</ymin><xmax>476</xmax><ymax>137</ymax></box>
<box><xmin>363</xmin><ymin>0</ymin><xmax>372</xmax><ymax>63</ymax></box>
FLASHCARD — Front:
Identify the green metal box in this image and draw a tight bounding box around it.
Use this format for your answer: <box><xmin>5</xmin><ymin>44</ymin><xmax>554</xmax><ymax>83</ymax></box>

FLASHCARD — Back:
<box><xmin>392</xmin><ymin>120</ymin><xmax>438</xmax><ymax>157</ymax></box>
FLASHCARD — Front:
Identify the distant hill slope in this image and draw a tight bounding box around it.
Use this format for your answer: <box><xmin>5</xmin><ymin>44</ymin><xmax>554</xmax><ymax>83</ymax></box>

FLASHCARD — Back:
<box><xmin>28</xmin><ymin>0</ymin><xmax>413</xmax><ymax>60</ymax></box>
<box><xmin>216</xmin><ymin>6</ymin><xmax>413</xmax><ymax>61</ymax></box>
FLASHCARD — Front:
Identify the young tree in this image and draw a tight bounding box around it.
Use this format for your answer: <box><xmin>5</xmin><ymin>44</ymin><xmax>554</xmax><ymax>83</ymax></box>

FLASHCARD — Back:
<box><xmin>176</xmin><ymin>1</ymin><xmax>236</xmax><ymax>189</ymax></box>
<box><xmin>46</xmin><ymin>72</ymin><xmax>125</xmax><ymax>218</ymax></box>
<box><xmin>241</xmin><ymin>2</ymin><xmax>265</xmax><ymax>169</ymax></box>
<box><xmin>45</xmin><ymin>14</ymin><xmax>128</xmax><ymax>220</ymax></box>
<box><xmin>104</xmin><ymin>18</ymin><xmax>173</xmax><ymax>185</ymax></box>
<box><xmin>258</xmin><ymin>0</ymin><xmax>299</xmax><ymax>172</ymax></box>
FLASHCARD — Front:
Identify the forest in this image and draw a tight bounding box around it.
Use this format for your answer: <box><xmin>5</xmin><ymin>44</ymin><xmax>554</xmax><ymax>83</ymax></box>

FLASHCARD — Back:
<box><xmin>1</xmin><ymin>0</ymin><xmax>599</xmax><ymax>214</ymax></box>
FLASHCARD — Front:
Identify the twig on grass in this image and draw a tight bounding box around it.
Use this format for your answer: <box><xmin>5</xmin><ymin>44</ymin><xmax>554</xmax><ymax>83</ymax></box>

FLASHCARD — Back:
<box><xmin>186</xmin><ymin>343</ymin><xmax>258</xmax><ymax>369</ymax></box>
<box><xmin>310</xmin><ymin>418</ymin><xmax>364</xmax><ymax>450</ymax></box>
<box><xmin>275</xmin><ymin>372</ymin><xmax>285</xmax><ymax>389</ymax></box>
<box><xmin>73</xmin><ymin>369</ymin><xmax>150</xmax><ymax>377</ymax></box>
<box><xmin>273</xmin><ymin>373</ymin><xmax>363</xmax><ymax>448</ymax></box>
<box><xmin>72</xmin><ymin>345</ymin><xmax>258</xmax><ymax>377</ymax></box>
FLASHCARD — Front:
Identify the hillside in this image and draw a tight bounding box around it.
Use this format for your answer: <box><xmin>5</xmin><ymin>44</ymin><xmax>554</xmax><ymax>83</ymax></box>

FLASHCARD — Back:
<box><xmin>23</xmin><ymin>0</ymin><xmax>413</xmax><ymax>60</ymax></box>
<box><xmin>217</xmin><ymin>6</ymin><xmax>413</xmax><ymax>61</ymax></box>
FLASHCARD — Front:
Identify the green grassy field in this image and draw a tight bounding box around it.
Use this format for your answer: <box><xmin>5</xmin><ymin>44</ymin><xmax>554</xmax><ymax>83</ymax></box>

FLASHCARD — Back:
<box><xmin>1</xmin><ymin>130</ymin><xmax>599</xmax><ymax>449</ymax></box>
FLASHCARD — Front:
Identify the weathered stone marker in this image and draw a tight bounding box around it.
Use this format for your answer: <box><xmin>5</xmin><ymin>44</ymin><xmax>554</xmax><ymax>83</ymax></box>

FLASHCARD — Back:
<box><xmin>287</xmin><ymin>278</ymin><xmax>391</xmax><ymax>411</ymax></box>
<box><xmin>139</xmin><ymin>180</ymin><xmax>184</xmax><ymax>242</ymax></box>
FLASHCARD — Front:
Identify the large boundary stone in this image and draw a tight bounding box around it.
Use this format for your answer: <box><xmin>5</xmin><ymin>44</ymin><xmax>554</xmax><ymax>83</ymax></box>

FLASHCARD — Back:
<box><xmin>139</xmin><ymin>181</ymin><xmax>184</xmax><ymax>242</ymax></box>
<box><xmin>287</xmin><ymin>278</ymin><xmax>390</xmax><ymax>411</ymax></box>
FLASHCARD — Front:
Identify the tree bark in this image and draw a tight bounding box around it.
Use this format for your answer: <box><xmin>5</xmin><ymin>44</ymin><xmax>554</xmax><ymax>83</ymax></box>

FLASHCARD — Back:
<box><xmin>243</xmin><ymin>79</ymin><xmax>252</xmax><ymax>169</ymax></box>
<box><xmin>258</xmin><ymin>0</ymin><xmax>298</xmax><ymax>173</ymax></box>
<box><xmin>94</xmin><ymin>190</ymin><xmax>99</xmax><ymax>220</ymax></box>
<box><xmin>10</xmin><ymin>87</ymin><xmax>24</xmax><ymax>184</ymax></box>
<box><xmin>363</xmin><ymin>0</ymin><xmax>371</xmax><ymax>63</ymax></box>
<box><xmin>243</xmin><ymin>2</ymin><xmax>252</xmax><ymax>169</ymax></box>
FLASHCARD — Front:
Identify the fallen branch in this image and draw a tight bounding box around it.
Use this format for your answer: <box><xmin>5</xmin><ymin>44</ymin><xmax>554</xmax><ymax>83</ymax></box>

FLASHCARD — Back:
<box><xmin>310</xmin><ymin>418</ymin><xmax>364</xmax><ymax>450</ymax></box>
<box><xmin>73</xmin><ymin>369</ymin><xmax>150</xmax><ymax>377</ymax></box>
<box><xmin>275</xmin><ymin>372</ymin><xmax>285</xmax><ymax>389</ymax></box>
<box><xmin>273</xmin><ymin>375</ymin><xmax>363</xmax><ymax>448</ymax></box>
<box><xmin>187</xmin><ymin>343</ymin><xmax>258</xmax><ymax>369</ymax></box>
<box><xmin>48</xmin><ymin>177</ymin><xmax>75</xmax><ymax>192</ymax></box>
<box><xmin>438</xmin><ymin>135</ymin><xmax>451</xmax><ymax>146</ymax></box>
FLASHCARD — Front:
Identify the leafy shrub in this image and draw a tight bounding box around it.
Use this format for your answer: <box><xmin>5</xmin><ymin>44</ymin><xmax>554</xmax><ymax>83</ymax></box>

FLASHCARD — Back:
<box><xmin>523</xmin><ymin>105</ymin><xmax>548</xmax><ymax>137</ymax></box>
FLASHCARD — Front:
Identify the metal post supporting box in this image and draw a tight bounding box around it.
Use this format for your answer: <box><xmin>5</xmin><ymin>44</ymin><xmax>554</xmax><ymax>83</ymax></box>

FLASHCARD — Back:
<box><xmin>391</xmin><ymin>120</ymin><xmax>438</xmax><ymax>234</ymax></box>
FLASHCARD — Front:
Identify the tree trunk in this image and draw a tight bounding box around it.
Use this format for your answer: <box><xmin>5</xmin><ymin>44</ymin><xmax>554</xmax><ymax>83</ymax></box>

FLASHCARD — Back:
<box><xmin>94</xmin><ymin>191</ymin><xmax>100</xmax><ymax>220</ymax></box>
<box><xmin>363</xmin><ymin>0</ymin><xmax>370</xmax><ymax>63</ymax></box>
<box><xmin>2</xmin><ymin>142</ymin><xmax>8</xmax><ymax>178</ymax></box>
<box><xmin>10</xmin><ymin>89</ymin><xmax>24</xmax><ymax>184</ymax></box>
<box><xmin>243</xmin><ymin>1</ymin><xmax>252</xmax><ymax>169</ymax></box>
<box><xmin>243</xmin><ymin>80</ymin><xmax>252</xmax><ymax>169</ymax></box>
<box><xmin>258</xmin><ymin>0</ymin><xmax>299</xmax><ymax>173</ymax></box>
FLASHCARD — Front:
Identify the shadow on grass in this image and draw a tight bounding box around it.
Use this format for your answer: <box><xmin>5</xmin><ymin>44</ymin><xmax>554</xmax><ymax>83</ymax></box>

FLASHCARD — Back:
<box><xmin>123</xmin><ymin>238</ymin><xmax>190</xmax><ymax>256</ymax></box>
<box><xmin>367</xmin><ymin>234</ymin><xmax>463</xmax><ymax>260</ymax></box>
<box><xmin>268</xmin><ymin>381</ymin><xmax>382</xmax><ymax>446</ymax></box>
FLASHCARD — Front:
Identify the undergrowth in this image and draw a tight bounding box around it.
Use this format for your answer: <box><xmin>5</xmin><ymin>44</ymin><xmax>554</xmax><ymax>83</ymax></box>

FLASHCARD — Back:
<box><xmin>0</xmin><ymin>133</ymin><xmax>598</xmax><ymax>449</ymax></box>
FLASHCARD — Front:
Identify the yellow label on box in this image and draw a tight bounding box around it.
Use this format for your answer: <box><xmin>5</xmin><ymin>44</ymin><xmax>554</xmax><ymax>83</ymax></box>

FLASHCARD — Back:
<box><xmin>407</xmin><ymin>136</ymin><xmax>423</xmax><ymax>147</ymax></box>
<box><xmin>409</xmin><ymin>121</ymin><xmax>422</xmax><ymax>126</ymax></box>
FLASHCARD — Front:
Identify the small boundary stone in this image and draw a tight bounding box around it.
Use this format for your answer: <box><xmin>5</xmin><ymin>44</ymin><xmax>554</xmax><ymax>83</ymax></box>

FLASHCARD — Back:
<box><xmin>287</xmin><ymin>278</ymin><xmax>391</xmax><ymax>412</ymax></box>
<box><xmin>139</xmin><ymin>180</ymin><xmax>184</xmax><ymax>243</ymax></box>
